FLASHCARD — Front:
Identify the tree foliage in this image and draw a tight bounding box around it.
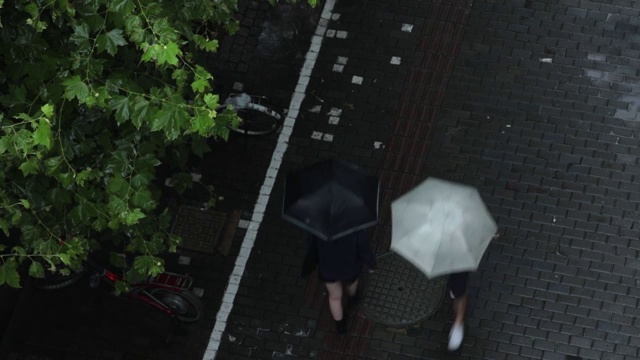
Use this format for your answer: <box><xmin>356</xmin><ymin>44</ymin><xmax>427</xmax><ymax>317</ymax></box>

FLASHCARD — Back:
<box><xmin>0</xmin><ymin>0</ymin><xmax>316</xmax><ymax>287</ymax></box>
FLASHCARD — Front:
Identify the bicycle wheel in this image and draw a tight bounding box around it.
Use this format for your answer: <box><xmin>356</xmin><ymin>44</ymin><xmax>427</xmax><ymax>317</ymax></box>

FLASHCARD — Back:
<box><xmin>224</xmin><ymin>102</ymin><xmax>283</xmax><ymax>136</ymax></box>
<box><xmin>33</xmin><ymin>265</ymin><xmax>88</xmax><ymax>290</ymax></box>
<box><xmin>149</xmin><ymin>289</ymin><xmax>204</xmax><ymax>322</ymax></box>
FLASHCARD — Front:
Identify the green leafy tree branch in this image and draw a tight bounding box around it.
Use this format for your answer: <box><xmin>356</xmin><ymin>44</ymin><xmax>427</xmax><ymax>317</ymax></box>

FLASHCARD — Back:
<box><xmin>0</xmin><ymin>0</ymin><xmax>316</xmax><ymax>287</ymax></box>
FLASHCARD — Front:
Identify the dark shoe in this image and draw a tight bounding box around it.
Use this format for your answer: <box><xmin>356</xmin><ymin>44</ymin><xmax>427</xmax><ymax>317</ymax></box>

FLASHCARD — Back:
<box><xmin>336</xmin><ymin>319</ymin><xmax>347</xmax><ymax>335</ymax></box>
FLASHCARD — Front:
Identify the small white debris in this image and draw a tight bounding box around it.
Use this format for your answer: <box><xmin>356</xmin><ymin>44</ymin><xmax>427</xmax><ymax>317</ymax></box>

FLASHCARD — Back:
<box><xmin>191</xmin><ymin>173</ymin><xmax>202</xmax><ymax>182</ymax></box>
<box><xmin>390</xmin><ymin>56</ymin><xmax>401</xmax><ymax>65</ymax></box>
<box><xmin>337</xmin><ymin>56</ymin><xmax>348</xmax><ymax>65</ymax></box>
<box><xmin>285</xmin><ymin>344</ymin><xmax>294</xmax><ymax>355</ymax></box>
<box><xmin>326</xmin><ymin>29</ymin><xmax>336</xmax><ymax>38</ymax></box>
<box><xmin>309</xmin><ymin>105</ymin><xmax>322</xmax><ymax>113</ymax></box>
<box><xmin>505</xmin><ymin>125</ymin><xmax>511</xmax><ymax>127</ymax></box>
<box><xmin>401</xmin><ymin>24</ymin><xmax>414</xmax><ymax>32</ymax></box>
<box><xmin>322</xmin><ymin>133</ymin><xmax>334</xmax><ymax>142</ymax></box>
<box><xmin>232</xmin><ymin>82</ymin><xmax>244</xmax><ymax>91</ymax></box>
<box><xmin>228</xmin><ymin>334</ymin><xmax>236</xmax><ymax>343</ymax></box>
<box><xmin>374</xmin><ymin>141</ymin><xmax>384</xmax><ymax>149</ymax></box>
<box><xmin>351</xmin><ymin>76</ymin><xmax>363</xmax><ymax>85</ymax></box>
<box><xmin>327</xmin><ymin>108</ymin><xmax>342</xmax><ymax>116</ymax></box>
<box><xmin>178</xmin><ymin>255</ymin><xmax>191</xmax><ymax>265</ymax></box>
<box><xmin>331</xmin><ymin>13</ymin><xmax>341</xmax><ymax>21</ymax></box>
<box><xmin>328</xmin><ymin>116</ymin><xmax>340</xmax><ymax>125</ymax></box>
<box><xmin>311</xmin><ymin>131</ymin><xmax>323</xmax><ymax>140</ymax></box>
<box><xmin>336</xmin><ymin>30</ymin><xmax>348</xmax><ymax>39</ymax></box>
<box><xmin>553</xmin><ymin>216</ymin><xmax>556</xmax><ymax>223</ymax></box>
<box><xmin>332</xmin><ymin>64</ymin><xmax>344</xmax><ymax>73</ymax></box>
<box><xmin>238</xmin><ymin>220</ymin><xmax>250</xmax><ymax>229</ymax></box>
<box><xmin>164</xmin><ymin>178</ymin><xmax>174</xmax><ymax>187</ymax></box>
<box><xmin>539</xmin><ymin>58</ymin><xmax>553</xmax><ymax>63</ymax></box>
<box><xmin>295</xmin><ymin>329</ymin><xmax>310</xmax><ymax>337</ymax></box>
<box><xmin>192</xmin><ymin>287</ymin><xmax>204</xmax><ymax>297</ymax></box>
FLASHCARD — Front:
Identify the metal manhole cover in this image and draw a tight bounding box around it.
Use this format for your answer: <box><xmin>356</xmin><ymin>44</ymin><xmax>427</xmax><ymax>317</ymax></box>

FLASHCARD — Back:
<box><xmin>362</xmin><ymin>252</ymin><xmax>446</xmax><ymax>327</ymax></box>
<box><xmin>171</xmin><ymin>206</ymin><xmax>227</xmax><ymax>254</ymax></box>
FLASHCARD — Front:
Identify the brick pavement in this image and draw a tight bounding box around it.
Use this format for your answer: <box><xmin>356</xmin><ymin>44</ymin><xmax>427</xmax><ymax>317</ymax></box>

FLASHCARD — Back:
<box><xmin>217</xmin><ymin>0</ymin><xmax>640</xmax><ymax>360</ymax></box>
<box><xmin>5</xmin><ymin>0</ymin><xmax>640</xmax><ymax>359</ymax></box>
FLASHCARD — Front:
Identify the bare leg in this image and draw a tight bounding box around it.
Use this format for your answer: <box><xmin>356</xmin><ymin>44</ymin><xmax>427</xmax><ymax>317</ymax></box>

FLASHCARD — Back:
<box><xmin>346</xmin><ymin>278</ymin><xmax>359</xmax><ymax>297</ymax></box>
<box><xmin>325</xmin><ymin>281</ymin><xmax>344</xmax><ymax>321</ymax></box>
<box><xmin>453</xmin><ymin>294</ymin><xmax>468</xmax><ymax>325</ymax></box>
<box><xmin>448</xmin><ymin>294</ymin><xmax>468</xmax><ymax>351</ymax></box>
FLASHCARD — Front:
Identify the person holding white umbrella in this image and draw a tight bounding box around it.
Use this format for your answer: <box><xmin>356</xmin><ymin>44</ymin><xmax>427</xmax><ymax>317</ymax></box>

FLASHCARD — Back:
<box><xmin>390</xmin><ymin>177</ymin><xmax>498</xmax><ymax>352</ymax></box>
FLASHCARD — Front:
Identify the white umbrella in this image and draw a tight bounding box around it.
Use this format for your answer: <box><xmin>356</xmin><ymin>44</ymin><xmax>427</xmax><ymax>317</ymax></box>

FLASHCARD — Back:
<box><xmin>390</xmin><ymin>177</ymin><xmax>497</xmax><ymax>278</ymax></box>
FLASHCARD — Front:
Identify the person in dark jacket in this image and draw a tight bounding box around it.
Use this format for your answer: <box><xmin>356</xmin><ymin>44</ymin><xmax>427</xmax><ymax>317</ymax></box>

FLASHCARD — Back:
<box><xmin>304</xmin><ymin>230</ymin><xmax>376</xmax><ymax>334</ymax></box>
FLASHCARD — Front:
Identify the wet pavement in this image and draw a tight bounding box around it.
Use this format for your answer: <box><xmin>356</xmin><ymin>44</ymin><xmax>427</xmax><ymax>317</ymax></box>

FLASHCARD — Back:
<box><xmin>4</xmin><ymin>0</ymin><xmax>640</xmax><ymax>360</ymax></box>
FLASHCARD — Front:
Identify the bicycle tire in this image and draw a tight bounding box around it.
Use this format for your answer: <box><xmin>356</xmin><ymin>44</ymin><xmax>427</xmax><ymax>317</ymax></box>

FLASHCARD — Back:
<box><xmin>149</xmin><ymin>289</ymin><xmax>204</xmax><ymax>322</ymax></box>
<box><xmin>32</xmin><ymin>265</ymin><xmax>89</xmax><ymax>290</ymax></box>
<box><xmin>222</xmin><ymin>102</ymin><xmax>283</xmax><ymax>136</ymax></box>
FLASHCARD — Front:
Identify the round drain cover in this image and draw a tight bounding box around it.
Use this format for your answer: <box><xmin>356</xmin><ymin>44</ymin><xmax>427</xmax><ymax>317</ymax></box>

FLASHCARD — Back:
<box><xmin>362</xmin><ymin>252</ymin><xmax>446</xmax><ymax>327</ymax></box>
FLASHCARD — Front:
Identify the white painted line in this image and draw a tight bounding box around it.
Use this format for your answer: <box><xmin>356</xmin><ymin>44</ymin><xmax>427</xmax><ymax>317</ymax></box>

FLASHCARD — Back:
<box><xmin>333</xmin><ymin>64</ymin><xmax>344</xmax><ymax>73</ymax></box>
<box><xmin>390</xmin><ymin>56</ymin><xmax>401</xmax><ymax>65</ymax></box>
<box><xmin>322</xmin><ymin>133</ymin><xmax>334</xmax><ymax>142</ymax></box>
<box><xmin>204</xmin><ymin>0</ymin><xmax>335</xmax><ymax>354</ymax></box>
<box><xmin>311</xmin><ymin>131</ymin><xmax>324</xmax><ymax>140</ymax></box>
<box><xmin>326</xmin><ymin>29</ymin><xmax>336</xmax><ymax>38</ymax></box>
<box><xmin>352</xmin><ymin>75</ymin><xmax>363</xmax><ymax>85</ymax></box>
<box><xmin>328</xmin><ymin>116</ymin><xmax>340</xmax><ymax>125</ymax></box>
<box><xmin>336</xmin><ymin>30</ymin><xmax>348</xmax><ymax>39</ymax></box>
<box><xmin>401</xmin><ymin>23</ymin><xmax>413</xmax><ymax>32</ymax></box>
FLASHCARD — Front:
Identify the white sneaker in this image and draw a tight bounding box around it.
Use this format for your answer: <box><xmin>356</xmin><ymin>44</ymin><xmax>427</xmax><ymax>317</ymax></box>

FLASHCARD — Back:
<box><xmin>448</xmin><ymin>323</ymin><xmax>464</xmax><ymax>351</ymax></box>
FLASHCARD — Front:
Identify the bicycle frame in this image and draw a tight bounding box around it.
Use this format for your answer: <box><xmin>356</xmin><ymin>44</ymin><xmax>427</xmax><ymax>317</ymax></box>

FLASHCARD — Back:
<box><xmin>84</xmin><ymin>258</ymin><xmax>195</xmax><ymax>317</ymax></box>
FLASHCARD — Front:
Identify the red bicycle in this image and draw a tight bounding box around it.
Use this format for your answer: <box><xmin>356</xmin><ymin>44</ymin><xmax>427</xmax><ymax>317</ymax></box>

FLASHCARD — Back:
<box><xmin>34</xmin><ymin>257</ymin><xmax>204</xmax><ymax>322</ymax></box>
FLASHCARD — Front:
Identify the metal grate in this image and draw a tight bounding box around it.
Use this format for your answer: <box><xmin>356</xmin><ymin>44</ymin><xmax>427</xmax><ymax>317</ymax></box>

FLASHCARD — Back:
<box><xmin>171</xmin><ymin>206</ymin><xmax>227</xmax><ymax>255</ymax></box>
<box><xmin>362</xmin><ymin>252</ymin><xmax>446</xmax><ymax>327</ymax></box>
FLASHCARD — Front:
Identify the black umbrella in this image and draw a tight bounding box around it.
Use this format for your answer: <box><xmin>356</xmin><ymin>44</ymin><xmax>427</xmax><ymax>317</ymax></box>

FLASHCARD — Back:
<box><xmin>282</xmin><ymin>158</ymin><xmax>379</xmax><ymax>241</ymax></box>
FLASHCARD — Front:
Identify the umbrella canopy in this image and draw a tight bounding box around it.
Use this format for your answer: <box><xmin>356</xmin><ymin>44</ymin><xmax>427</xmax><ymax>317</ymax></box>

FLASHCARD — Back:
<box><xmin>390</xmin><ymin>178</ymin><xmax>497</xmax><ymax>278</ymax></box>
<box><xmin>282</xmin><ymin>158</ymin><xmax>379</xmax><ymax>241</ymax></box>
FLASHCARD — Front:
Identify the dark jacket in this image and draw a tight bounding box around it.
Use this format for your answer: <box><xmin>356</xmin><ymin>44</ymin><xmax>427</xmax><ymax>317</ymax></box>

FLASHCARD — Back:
<box><xmin>302</xmin><ymin>231</ymin><xmax>376</xmax><ymax>281</ymax></box>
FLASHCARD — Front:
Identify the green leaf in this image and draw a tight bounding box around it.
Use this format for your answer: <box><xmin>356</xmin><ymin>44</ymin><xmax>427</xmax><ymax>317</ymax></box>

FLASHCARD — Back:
<box><xmin>155</xmin><ymin>42</ymin><xmax>181</xmax><ymax>66</ymax></box>
<box><xmin>70</xmin><ymin>24</ymin><xmax>91</xmax><ymax>50</ymax></box>
<box><xmin>96</xmin><ymin>29</ymin><xmax>127</xmax><ymax>55</ymax></box>
<box><xmin>0</xmin><ymin>260</ymin><xmax>21</xmax><ymax>288</ymax></box>
<box><xmin>62</xmin><ymin>76</ymin><xmax>90</xmax><ymax>101</ymax></box>
<box><xmin>28</xmin><ymin>261</ymin><xmax>45</xmax><ymax>278</ymax></box>
<box><xmin>58</xmin><ymin>253</ymin><xmax>71</xmax><ymax>265</ymax></box>
<box><xmin>131</xmin><ymin>96</ymin><xmax>150</xmax><ymax>129</ymax></box>
<box><xmin>203</xmin><ymin>94</ymin><xmax>219</xmax><ymax>109</ymax></box>
<box><xmin>19</xmin><ymin>199</ymin><xmax>30</xmax><ymax>209</ymax></box>
<box><xmin>191</xmin><ymin>79</ymin><xmax>209</xmax><ymax>93</ymax></box>
<box><xmin>171</xmin><ymin>68</ymin><xmax>188</xmax><ymax>89</ymax></box>
<box><xmin>33</xmin><ymin>119</ymin><xmax>53</xmax><ymax>149</ymax></box>
<box><xmin>131</xmin><ymin>189</ymin><xmax>153</xmax><ymax>209</ymax></box>
<box><xmin>18</xmin><ymin>158</ymin><xmax>40</xmax><ymax>176</ymax></box>
<box><xmin>108</xmin><ymin>0</ymin><xmax>135</xmax><ymax>14</ymax></box>
<box><xmin>41</xmin><ymin>104</ymin><xmax>54</xmax><ymax>118</ymax></box>
<box><xmin>123</xmin><ymin>208</ymin><xmax>145</xmax><ymax>225</ymax></box>
<box><xmin>109</xmin><ymin>95</ymin><xmax>131</xmax><ymax>124</ymax></box>
<box><xmin>0</xmin><ymin>218</ymin><xmax>9</xmax><ymax>236</ymax></box>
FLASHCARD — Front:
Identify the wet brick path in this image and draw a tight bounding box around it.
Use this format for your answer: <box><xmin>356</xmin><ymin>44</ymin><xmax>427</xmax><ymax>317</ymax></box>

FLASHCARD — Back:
<box><xmin>5</xmin><ymin>0</ymin><xmax>640</xmax><ymax>360</ymax></box>
<box><xmin>218</xmin><ymin>0</ymin><xmax>640</xmax><ymax>360</ymax></box>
